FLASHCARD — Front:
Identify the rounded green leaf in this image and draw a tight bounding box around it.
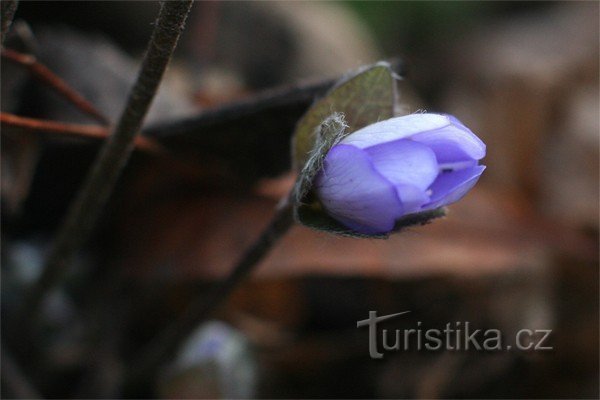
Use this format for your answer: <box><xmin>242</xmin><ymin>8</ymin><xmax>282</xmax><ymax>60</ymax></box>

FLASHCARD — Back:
<box><xmin>291</xmin><ymin>62</ymin><xmax>398</xmax><ymax>170</ymax></box>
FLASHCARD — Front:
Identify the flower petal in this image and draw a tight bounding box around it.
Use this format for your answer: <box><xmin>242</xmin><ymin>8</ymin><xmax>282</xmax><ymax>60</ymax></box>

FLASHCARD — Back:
<box><xmin>410</xmin><ymin>116</ymin><xmax>486</xmax><ymax>169</ymax></box>
<box><xmin>341</xmin><ymin>113</ymin><xmax>450</xmax><ymax>149</ymax></box>
<box><xmin>422</xmin><ymin>165</ymin><xmax>486</xmax><ymax>210</ymax></box>
<box><xmin>395</xmin><ymin>183</ymin><xmax>430</xmax><ymax>215</ymax></box>
<box><xmin>315</xmin><ymin>144</ymin><xmax>403</xmax><ymax>234</ymax></box>
<box><xmin>364</xmin><ymin>139</ymin><xmax>438</xmax><ymax>191</ymax></box>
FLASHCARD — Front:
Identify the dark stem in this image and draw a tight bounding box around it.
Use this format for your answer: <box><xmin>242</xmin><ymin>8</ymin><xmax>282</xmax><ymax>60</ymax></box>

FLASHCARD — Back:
<box><xmin>16</xmin><ymin>0</ymin><xmax>193</xmax><ymax>329</ymax></box>
<box><xmin>126</xmin><ymin>197</ymin><xmax>295</xmax><ymax>387</ymax></box>
<box><xmin>1</xmin><ymin>343</ymin><xmax>42</xmax><ymax>399</ymax></box>
<box><xmin>1</xmin><ymin>0</ymin><xmax>18</xmax><ymax>46</ymax></box>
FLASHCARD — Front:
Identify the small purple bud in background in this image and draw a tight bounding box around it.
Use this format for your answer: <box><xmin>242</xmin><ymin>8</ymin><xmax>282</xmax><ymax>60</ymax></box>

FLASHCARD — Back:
<box><xmin>315</xmin><ymin>114</ymin><xmax>486</xmax><ymax>234</ymax></box>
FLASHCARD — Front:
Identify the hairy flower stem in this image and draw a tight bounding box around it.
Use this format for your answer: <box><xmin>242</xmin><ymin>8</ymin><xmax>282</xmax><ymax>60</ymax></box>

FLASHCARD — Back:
<box><xmin>15</xmin><ymin>0</ymin><xmax>193</xmax><ymax>333</ymax></box>
<box><xmin>126</xmin><ymin>197</ymin><xmax>295</xmax><ymax>387</ymax></box>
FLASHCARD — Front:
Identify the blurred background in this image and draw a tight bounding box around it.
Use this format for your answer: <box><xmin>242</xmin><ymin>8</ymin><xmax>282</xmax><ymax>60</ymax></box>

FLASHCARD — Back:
<box><xmin>1</xmin><ymin>1</ymin><xmax>598</xmax><ymax>398</ymax></box>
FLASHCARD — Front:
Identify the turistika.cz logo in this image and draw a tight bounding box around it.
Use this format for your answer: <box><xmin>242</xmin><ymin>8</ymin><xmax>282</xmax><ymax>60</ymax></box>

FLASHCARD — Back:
<box><xmin>357</xmin><ymin>311</ymin><xmax>553</xmax><ymax>359</ymax></box>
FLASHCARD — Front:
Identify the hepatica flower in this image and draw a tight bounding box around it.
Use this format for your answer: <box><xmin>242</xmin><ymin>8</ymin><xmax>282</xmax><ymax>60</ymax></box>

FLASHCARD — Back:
<box><xmin>314</xmin><ymin>113</ymin><xmax>486</xmax><ymax>234</ymax></box>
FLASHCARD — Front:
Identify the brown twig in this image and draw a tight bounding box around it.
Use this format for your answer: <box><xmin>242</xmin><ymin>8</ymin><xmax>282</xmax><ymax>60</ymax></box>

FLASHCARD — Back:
<box><xmin>126</xmin><ymin>196</ymin><xmax>295</xmax><ymax>387</ymax></box>
<box><xmin>16</xmin><ymin>0</ymin><xmax>194</xmax><ymax>330</ymax></box>
<box><xmin>0</xmin><ymin>112</ymin><xmax>163</xmax><ymax>153</ymax></box>
<box><xmin>1</xmin><ymin>343</ymin><xmax>43</xmax><ymax>399</ymax></box>
<box><xmin>1</xmin><ymin>0</ymin><xmax>18</xmax><ymax>46</ymax></box>
<box><xmin>2</xmin><ymin>48</ymin><xmax>110</xmax><ymax>125</ymax></box>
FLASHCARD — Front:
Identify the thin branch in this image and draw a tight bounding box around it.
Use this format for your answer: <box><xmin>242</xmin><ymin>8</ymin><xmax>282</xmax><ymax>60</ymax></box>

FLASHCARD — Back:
<box><xmin>1</xmin><ymin>0</ymin><xmax>18</xmax><ymax>46</ymax></box>
<box><xmin>1</xmin><ymin>112</ymin><xmax>106</xmax><ymax>138</ymax></box>
<box><xmin>0</xmin><ymin>112</ymin><xmax>163</xmax><ymax>153</ymax></box>
<box><xmin>17</xmin><ymin>0</ymin><xmax>194</xmax><ymax>328</ymax></box>
<box><xmin>2</xmin><ymin>48</ymin><xmax>110</xmax><ymax>125</ymax></box>
<box><xmin>1</xmin><ymin>343</ymin><xmax>43</xmax><ymax>399</ymax></box>
<box><xmin>126</xmin><ymin>196</ymin><xmax>295</xmax><ymax>386</ymax></box>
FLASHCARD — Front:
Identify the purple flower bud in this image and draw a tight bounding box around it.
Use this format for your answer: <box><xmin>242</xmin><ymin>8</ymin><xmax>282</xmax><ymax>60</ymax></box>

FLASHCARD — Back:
<box><xmin>314</xmin><ymin>114</ymin><xmax>486</xmax><ymax>234</ymax></box>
